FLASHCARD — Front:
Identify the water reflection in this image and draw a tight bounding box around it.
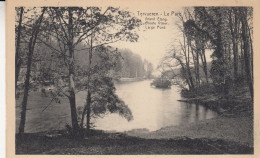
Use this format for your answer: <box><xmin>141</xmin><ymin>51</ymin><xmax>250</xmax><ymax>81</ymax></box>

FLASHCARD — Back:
<box><xmin>94</xmin><ymin>80</ymin><xmax>218</xmax><ymax>132</ymax></box>
<box><xmin>16</xmin><ymin>80</ymin><xmax>218</xmax><ymax>133</ymax></box>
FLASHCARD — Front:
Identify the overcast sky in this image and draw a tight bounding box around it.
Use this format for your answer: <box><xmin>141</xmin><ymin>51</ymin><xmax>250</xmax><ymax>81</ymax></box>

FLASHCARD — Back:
<box><xmin>111</xmin><ymin>6</ymin><xmax>213</xmax><ymax>70</ymax></box>
<box><xmin>111</xmin><ymin>7</ymin><xmax>181</xmax><ymax>68</ymax></box>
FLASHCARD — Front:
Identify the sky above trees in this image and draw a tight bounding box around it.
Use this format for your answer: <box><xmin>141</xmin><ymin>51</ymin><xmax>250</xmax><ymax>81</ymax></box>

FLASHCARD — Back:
<box><xmin>111</xmin><ymin>7</ymin><xmax>212</xmax><ymax>68</ymax></box>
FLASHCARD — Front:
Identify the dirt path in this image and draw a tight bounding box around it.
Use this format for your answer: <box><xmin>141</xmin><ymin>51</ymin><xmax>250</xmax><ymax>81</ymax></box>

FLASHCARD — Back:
<box><xmin>126</xmin><ymin>116</ymin><xmax>253</xmax><ymax>147</ymax></box>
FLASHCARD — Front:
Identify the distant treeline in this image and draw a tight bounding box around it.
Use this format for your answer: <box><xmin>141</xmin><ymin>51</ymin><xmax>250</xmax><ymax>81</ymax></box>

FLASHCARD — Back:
<box><xmin>75</xmin><ymin>48</ymin><xmax>154</xmax><ymax>79</ymax></box>
<box><xmin>115</xmin><ymin>49</ymin><xmax>153</xmax><ymax>79</ymax></box>
<box><xmin>73</xmin><ymin>47</ymin><xmax>154</xmax><ymax>80</ymax></box>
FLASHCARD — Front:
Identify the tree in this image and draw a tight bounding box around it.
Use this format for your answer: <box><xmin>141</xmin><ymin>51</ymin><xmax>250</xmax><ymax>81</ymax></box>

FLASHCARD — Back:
<box><xmin>78</xmin><ymin>7</ymin><xmax>141</xmax><ymax>129</ymax></box>
<box><xmin>160</xmin><ymin>45</ymin><xmax>193</xmax><ymax>90</ymax></box>
<box><xmin>15</xmin><ymin>7</ymin><xmax>24</xmax><ymax>95</ymax></box>
<box><xmin>229</xmin><ymin>8</ymin><xmax>239</xmax><ymax>81</ymax></box>
<box><xmin>171</xmin><ymin>10</ymin><xmax>196</xmax><ymax>90</ymax></box>
<box><xmin>146</xmin><ymin>62</ymin><xmax>153</xmax><ymax>79</ymax></box>
<box><xmin>78</xmin><ymin>46</ymin><xmax>133</xmax><ymax>129</ymax></box>
<box><xmin>163</xmin><ymin>6</ymin><xmax>253</xmax><ymax>101</ymax></box>
<box><xmin>240</xmin><ymin>7</ymin><xmax>254</xmax><ymax>100</ymax></box>
<box><xmin>36</xmin><ymin>7</ymin><xmax>140</xmax><ymax>133</ymax></box>
<box><xmin>184</xmin><ymin>7</ymin><xmax>234</xmax><ymax>93</ymax></box>
<box><xmin>18</xmin><ymin>8</ymin><xmax>46</xmax><ymax>134</ymax></box>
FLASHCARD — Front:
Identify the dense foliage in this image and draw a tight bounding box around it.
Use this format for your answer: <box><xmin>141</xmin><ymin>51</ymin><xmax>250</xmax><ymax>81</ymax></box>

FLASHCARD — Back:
<box><xmin>15</xmin><ymin>7</ymin><xmax>142</xmax><ymax>135</ymax></box>
<box><xmin>160</xmin><ymin>7</ymin><xmax>253</xmax><ymax>100</ymax></box>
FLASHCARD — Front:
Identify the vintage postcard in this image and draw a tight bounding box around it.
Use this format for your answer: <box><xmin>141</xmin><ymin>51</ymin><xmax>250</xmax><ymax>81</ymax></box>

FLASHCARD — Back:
<box><xmin>5</xmin><ymin>0</ymin><xmax>260</xmax><ymax>157</ymax></box>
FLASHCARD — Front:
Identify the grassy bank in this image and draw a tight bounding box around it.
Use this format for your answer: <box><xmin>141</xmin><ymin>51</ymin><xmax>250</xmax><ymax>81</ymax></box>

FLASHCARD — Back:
<box><xmin>16</xmin><ymin>129</ymin><xmax>253</xmax><ymax>154</ymax></box>
<box><xmin>126</xmin><ymin>115</ymin><xmax>253</xmax><ymax>147</ymax></box>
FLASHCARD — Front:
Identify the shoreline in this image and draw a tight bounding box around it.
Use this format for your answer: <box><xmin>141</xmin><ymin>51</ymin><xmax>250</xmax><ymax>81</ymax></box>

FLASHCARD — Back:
<box><xmin>177</xmin><ymin>93</ymin><xmax>253</xmax><ymax>117</ymax></box>
<box><xmin>126</xmin><ymin>114</ymin><xmax>253</xmax><ymax>147</ymax></box>
<box><xmin>125</xmin><ymin>90</ymin><xmax>253</xmax><ymax>147</ymax></box>
<box><xmin>16</xmin><ymin>107</ymin><xmax>253</xmax><ymax>154</ymax></box>
<box><xmin>16</xmin><ymin>117</ymin><xmax>253</xmax><ymax>154</ymax></box>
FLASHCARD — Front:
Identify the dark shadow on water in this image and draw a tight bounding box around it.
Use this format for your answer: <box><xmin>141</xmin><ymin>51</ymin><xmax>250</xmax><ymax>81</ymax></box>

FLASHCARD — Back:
<box><xmin>150</xmin><ymin>86</ymin><xmax>172</xmax><ymax>90</ymax></box>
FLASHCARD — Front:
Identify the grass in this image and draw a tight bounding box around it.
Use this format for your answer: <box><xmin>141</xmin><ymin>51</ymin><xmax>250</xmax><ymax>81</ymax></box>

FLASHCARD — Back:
<box><xmin>16</xmin><ymin>129</ymin><xmax>253</xmax><ymax>154</ymax></box>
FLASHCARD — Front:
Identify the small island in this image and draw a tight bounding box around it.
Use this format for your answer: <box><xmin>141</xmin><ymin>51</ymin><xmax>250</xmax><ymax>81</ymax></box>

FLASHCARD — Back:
<box><xmin>150</xmin><ymin>78</ymin><xmax>171</xmax><ymax>88</ymax></box>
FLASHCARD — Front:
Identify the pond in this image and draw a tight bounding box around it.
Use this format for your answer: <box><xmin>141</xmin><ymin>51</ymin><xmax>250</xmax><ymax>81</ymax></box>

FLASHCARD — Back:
<box><xmin>16</xmin><ymin>80</ymin><xmax>218</xmax><ymax>133</ymax></box>
<box><xmin>94</xmin><ymin>80</ymin><xmax>218</xmax><ymax>132</ymax></box>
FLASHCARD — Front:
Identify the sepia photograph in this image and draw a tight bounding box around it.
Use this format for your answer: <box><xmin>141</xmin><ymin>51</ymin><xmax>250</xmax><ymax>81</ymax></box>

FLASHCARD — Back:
<box><xmin>6</xmin><ymin>0</ymin><xmax>259</xmax><ymax>156</ymax></box>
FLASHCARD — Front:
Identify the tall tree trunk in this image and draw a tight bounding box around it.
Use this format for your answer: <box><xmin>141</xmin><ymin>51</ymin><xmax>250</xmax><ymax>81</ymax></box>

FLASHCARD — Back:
<box><xmin>248</xmin><ymin>25</ymin><xmax>253</xmax><ymax>84</ymax></box>
<box><xmin>81</xmin><ymin>32</ymin><xmax>94</xmax><ymax>129</ymax></box>
<box><xmin>232</xmin><ymin>41</ymin><xmax>238</xmax><ymax>81</ymax></box>
<box><xmin>240</xmin><ymin>8</ymin><xmax>254</xmax><ymax>100</ymax></box>
<box><xmin>15</xmin><ymin>7</ymin><xmax>24</xmax><ymax>95</ymax></box>
<box><xmin>189</xmin><ymin>41</ymin><xmax>197</xmax><ymax>87</ymax></box>
<box><xmin>67</xmin><ymin>8</ymin><xmax>79</xmax><ymax>132</ymax></box>
<box><xmin>86</xmin><ymin>91</ymin><xmax>91</xmax><ymax>130</ymax></box>
<box><xmin>229</xmin><ymin>9</ymin><xmax>239</xmax><ymax>81</ymax></box>
<box><xmin>19</xmin><ymin>8</ymin><xmax>46</xmax><ymax>134</ymax></box>
<box><xmin>214</xmin><ymin>8</ymin><xmax>225</xmax><ymax>86</ymax></box>
<box><xmin>200</xmin><ymin>47</ymin><xmax>208</xmax><ymax>83</ymax></box>
<box><xmin>86</xmin><ymin>34</ymin><xmax>93</xmax><ymax>130</ymax></box>
<box><xmin>183</xmin><ymin>36</ymin><xmax>194</xmax><ymax>90</ymax></box>
<box><xmin>194</xmin><ymin>7</ymin><xmax>200</xmax><ymax>86</ymax></box>
<box><xmin>177</xmin><ymin>58</ymin><xmax>190</xmax><ymax>90</ymax></box>
<box><xmin>80</xmin><ymin>104</ymin><xmax>86</xmax><ymax>128</ymax></box>
<box><xmin>193</xmin><ymin>44</ymin><xmax>199</xmax><ymax>85</ymax></box>
<box><xmin>196</xmin><ymin>47</ymin><xmax>200</xmax><ymax>86</ymax></box>
<box><xmin>240</xmin><ymin>41</ymin><xmax>244</xmax><ymax>77</ymax></box>
<box><xmin>187</xmin><ymin>40</ymin><xmax>194</xmax><ymax>90</ymax></box>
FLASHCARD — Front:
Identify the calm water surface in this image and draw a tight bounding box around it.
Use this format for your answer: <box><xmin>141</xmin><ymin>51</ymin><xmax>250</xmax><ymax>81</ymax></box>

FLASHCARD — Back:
<box><xmin>94</xmin><ymin>80</ymin><xmax>218</xmax><ymax>132</ymax></box>
<box><xmin>16</xmin><ymin>80</ymin><xmax>218</xmax><ymax>133</ymax></box>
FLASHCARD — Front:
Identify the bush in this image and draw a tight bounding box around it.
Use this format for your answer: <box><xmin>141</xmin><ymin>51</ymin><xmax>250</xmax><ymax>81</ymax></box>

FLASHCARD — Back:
<box><xmin>151</xmin><ymin>78</ymin><xmax>171</xmax><ymax>88</ymax></box>
<box><xmin>181</xmin><ymin>83</ymin><xmax>216</xmax><ymax>98</ymax></box>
